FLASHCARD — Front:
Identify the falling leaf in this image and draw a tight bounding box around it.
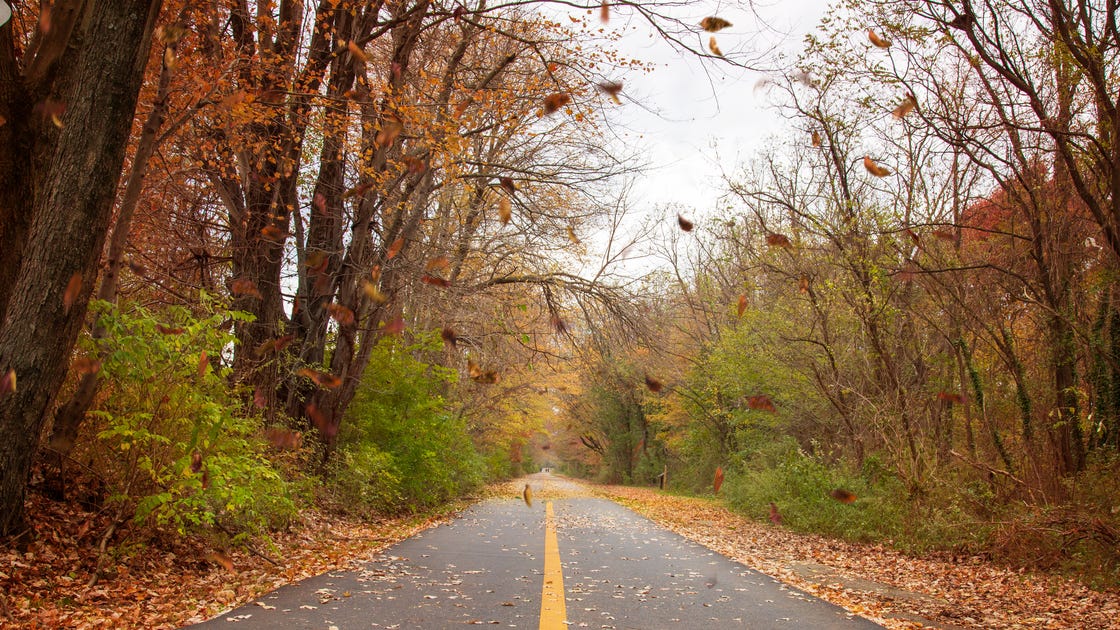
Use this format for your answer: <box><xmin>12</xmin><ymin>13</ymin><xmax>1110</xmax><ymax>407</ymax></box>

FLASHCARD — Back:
<box><xmin>677</xmin><ymin>214</ymin><xmax>694</xmax><ymax>232</ymax></box>
<box><xmin>736</xmin><ymin>294</ymin><xmax>748</xmax><ymax>318</ymax></box>
<box><xmin>938</xmin><ymin>391</ymin><xmax>967</xmax><ymax>404</ymax></box>
<box><xmin>63</xmin><ymin>273</ymin><xmax>82</xmax><ymax>312</ymax></box>
<box><xmin>700</xmin><ymin>16</ymin><xmax>732</xmax><ymax>32</ymax></box>
<box><xmin>441</xmin><ymin>327</ymin><xmax>459</xmax><ymax>347</ymax></box>
<box><xmin>523</xmin><ymin>483</ymin><xmax>533</xmax><ymax>507</ymax></box>
<box><xmin>426</xmin><ymin>256</ymin><xmax>450</xmax><ymax>272</ymax></box>
<box><xmin>403</xmin><ymin>156</ymin><xmax>427</xmax><ymax>175</ymax></box>
<box><xmin>766</xmin><ymin>233</ymin><xmax>792</xmax><ymax>248</ymax></box>
<box><xmin>863</xmin><ymin>156</ymin><xmax>891</xmax><ymax>177</ymax></box>
<box><xmin>298</xmin><ymin>368</ymin><xmax>342</xmax><ymax>389</ymax></box>
<box><xmin>197</xmin><ymin>351</ymin><xmax>209</xmax><ymax>378</ymax></box>
<box><xmin>344</xmin><ymin>182</ymin><xmax>375</xmax><ymax>198</ymax></box>
<box><xmin>597</xmin><ymin>81</ymin><xmax>623</xmax><ymax>105</ymax></box>
<box><xmin>347</xmin><ymin>40</ymin><xmax>369</xmax><ymax>64</ymax></box>
<box><xmin>892</xmin><ymin>93</ymin><xmax>918</xmax><ymax>119</ymax></box>
<box><xmin>261</xmin><ymin>225</ymin><xmax>287</xmax><ymax>241</ymax></box>
<box><xmin>386</xmin><ymin>238</ymin><xmax>404</xmax><ymax>259</ymax></box>
<box><xmin>498</xmin><ymin>196</ymin><xmax>512</xmax><ymax>225</ymax></box>
<box><xmin>421</xmin><ymin>274</ymin><xmax>451</xmax><ymax>288</ymax></box>
<box><xmin>156</xmin><ymin>324</ymin><xmax>185</xmax><ymax>335</ymax></box>
<box><xmin>644</xmin><ymin>375</ymin><xmax>664</xmax><ymax>393</ymax></box>
<box><xmin>72</xmin><ymin>357</ymin><xmax>101</xmax><ymax>375</ymax></box>
<box><xmin>798</xmin><ymin>275</ymin><xmax>810</xmax><ymax>293</ymax></box>
<box><xmin>362</xmin><ymin>281</ymin><xmax>388</xmax><ymax>304</ymax></box>
<box><xmin>207</xmin><ymin>551</ymin><xmax>235</xmax><ymax>572</ymax></box>
<box><xmin>327</xmin><ymin>303</ymin><xmax>355</xmax><ymax>326</ymax></box>
<box><xmin>713</xmin><ymin>466</ymin><xmax>725</xmax><ymax>493</ymax></box>
<box><xmin>305</xmin><ymin>251</ymin><xmax>329</xmax><ymax>276</ymax></box>
<box><xmin>868</xmin><ymin>29</ymin><xmax>892</xmax><ymax>48</ymax></box>
<box><xmin>190</xmin><ymin>451</ymin><xmax>203</xmax><ymax>474</ymax></box>
<box><xmin>830</xmin><ymin>488</ymin><xmax>858</xmax><ymax>504</ymax></box>
<box><xmin>708</xmin><ymin>36</ymin><xmax>723</xmax><ymax>57</ymax></box>
<box><xmin>543</xmin><ymin>93</ymin><xmax>571</xmax><ymax>115</ymax></box>
<box><xmin>811</xmin><ymin>130</ymin><xmax>822</xmax><ymax>147</ymax></box>
<box><xmin>769</xmin><ymin>502</ymin><xmax>783</xmax><ymax>525</ymax></box>
<box><xmin>256</xmin><ymin>334</ymin><xmax>295</xmax><ymax>357</ymax></box>
<box><xmin>566</xmin><ymin>226</ymin><xmax>580</xmax><ymax>245</ymax></box>
<box><xmin>0</xmin><ymin>368</ymin><xmax>16</xmax><ymax>397</ymax></box>
<box><xmin>499</xmin><ymin>177</ymin><xmax>517</xmax><ymax>195</ymax></box>
<box><xmin>747</xmin><ymin>395</ymin><xmax>776</xmax><ymax>412</ymax></box>
<box><xmin>468</xmin><ymin>358</ymin><xmax>498</xmax><ymax>384</ymax></box>
<box><xmin>383</xmin><ymin>316</ymin><xmax>406</xmax><ymax>336</ymax></box>
<box><xmin>375</xmin><ymin>116</ymin><xmax>404</xmax><ymax>148</ymax></box>
<box><xmin>231</xmin><ymin>277</ymin><xmax>262</xmax><ymax>299</ymax></box>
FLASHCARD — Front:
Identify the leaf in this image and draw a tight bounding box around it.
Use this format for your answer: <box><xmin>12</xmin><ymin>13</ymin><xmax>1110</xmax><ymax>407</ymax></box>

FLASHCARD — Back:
<box><xmin>868</xmin><ymin>29</ymin><xmax>891</xmax><ymax>48</ymax></box>
<box><xmin>811</xmin><ymin>130</ymin><xmax>822</xmax><ymax>147</ymax></box>
<box><xmin>713</xmin><ymin>466</ymin><xmax>724</xmax><ymax>493</ymax></box>
<box><xmin>499</xmin><ymin>177</ymin><xmax>517</xmax><ymax>195</ymax></box>
<box><xmin>708</xmin><ymin>36</ymin><xmax>723</xmax><ymax>57</ymax></box>
<box><xmin>644</xmin><ymin>375</ymin><xmax>664</xmax><ymax>393</ymax></box>
<box><xmin>700</xmin><ymin>17</ymin><xmax>732</xmax><ymax>32</ymax></box>
<box><xmin>892</xmin><ymin>93</ymin><xmax>918</xmax><ymax>119</ymax></box>
<box><xmin>63</xmin><ymin>273</ymin><xmax>82</xmax><ymax>312</ymax></box>
<box><xmin>677</xmin><ymin>214</ymin><xmax>694</xmax><ymax>232</ymax></box>
<box><xmin>386</xmin><ymin>238</ymin><xmax>404</xmax><ymax>259</ymax></box>
<box><xmin>207</xmin><ymin>551</ymin><xmax>235</xmax><ymax>572</ymax></box>
<box><xmin>543</xmin><ymin>93</ymin><xmax>571</xmax><ymax>115</ymax></box>
<box><xmin>747</xmin><ymin>395</ymin><xmax>776</xmax><ymax>412</ymax></box>
<box><xmin>421</xmin><ymin>274</ymin><xmax>451</xmax><ymax>288</ymax></box>
<box><xmin>441</xmin><ymin>327</ymin><xmax>458</xmax><ymax>347</ymax></box>
<box><xmin>197</xmin><ymin>351</ymin><xmax>209</xmax><ymax>378</ymax></box>
<box><xmin>0</xmin><ymin>369</ymin><xmax>16</xmax><ymax>397</ymax></box>
<box><xmin>736</xmin><ymin>294</ymin><xmax>748</xmax><ymax>318</ymax></box>
<box><xmin>383</xmin><ymin>316</ymin><xmax>406</xmax><ymax>336</ymax></box>
<box><xmin>597</xmin><ymin>81</ymin><xmax>623</xmax><ymax>105</ymax></box>
<box><xmin>347</xmin><ymin>40</ymin><xmax>369</xmax><ymax>64</ymax></box>
<box><xmin>231</xmin><ymin>277</ymin><xmax>262</xmax><ymax>299</ymax></box>
<box><xmin>766</xmin><ymin>233</ymin><xmax>792</xmax><ymax>248</ymax></box>
<box><xmin>830</xmin><ymin>488</ymin><xmax>858</xmax><ymax>504</ymax></box>
<box><xmin>523</xmin><ymin>483</ymin><xmax>533</xmax><ymax>507</ymax></box>
<box><xmin>327</xmin><ymin>303</ymin><xmax>355</xmax><ymax>326</ymax></box>
<box><xmin>498</xmin><ymin>196</ymin><xmax>512</xmax><ymax>225</ymax></box>
<box><xmin>863</xmin><ymin>156</ymin><xmax>891</xmax><ymax>177</ymax></box>
<box><xmin>298</xmin><ymin>368</ymin><xmax>342</xmax><ymax>389</ymax></box>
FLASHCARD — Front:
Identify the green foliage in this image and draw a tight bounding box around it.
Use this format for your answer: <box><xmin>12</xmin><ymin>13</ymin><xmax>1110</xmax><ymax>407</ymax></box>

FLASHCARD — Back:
<box><xmin>334</xmin><ymin>332</ymin><xmax>483</xmax><ymax>514</ymax></box>
<box><xmin>87</xmin><ymin>300</ymin><xmax>295</xmax><ymax>540</ymax></box>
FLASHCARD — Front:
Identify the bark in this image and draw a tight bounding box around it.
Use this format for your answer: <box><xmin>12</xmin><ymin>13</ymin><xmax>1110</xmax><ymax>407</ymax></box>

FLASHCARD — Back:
<box><xmin>0</xmin><ymin>0</ymin><xmax>163</xmax><ymax>537</ymax></box>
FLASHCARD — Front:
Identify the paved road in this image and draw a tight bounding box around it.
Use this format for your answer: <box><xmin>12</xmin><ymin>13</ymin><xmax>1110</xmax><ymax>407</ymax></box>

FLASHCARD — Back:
<box><xmin>194</xmin><ymin>474</ymin><xmax>881</xmax><ymax>629</ymax></box>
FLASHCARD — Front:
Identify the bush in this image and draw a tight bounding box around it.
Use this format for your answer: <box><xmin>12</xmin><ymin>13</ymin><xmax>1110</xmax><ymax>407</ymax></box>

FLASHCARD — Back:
<box><xmin>334</xmin><ymin>332</ymin><xmax>483</xmax><ymax>514</ymax></box>
<box><xmin>85</xmin><ymin>300</ymin><xmax>296</xmax><ymax>542</ymax></box>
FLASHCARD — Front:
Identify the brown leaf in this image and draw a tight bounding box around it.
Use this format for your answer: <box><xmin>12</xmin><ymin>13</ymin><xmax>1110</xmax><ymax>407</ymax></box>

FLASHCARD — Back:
<box><xmin>421</xmin><ymin>274</ymin><xmax>451</xmax><ymax>288</ymax></box>
<box><xmin>327</xmin><ymin>303</ymin><xmax>355</xmax><ymax>326</ymax></box>
<box><xmin>708</xmin><ymin>36</ymin><xmax>723</xmax><ymax>57</ymax></box>
<box><xmin>644</xmin><ymin>375</ymin><xmax>664</xmax><ymax>393</ymax></box>
<box><xmin>747</xmin><ymin>395</ymin><xmax>776</xmax><ymax>412</ymax></box>
<box><xmin>863</xmin><ymin>156</ymin><xmax>891</xmax><ymax>177</ymax></box>
<box><xmin>713</xmin><ymin>466</ymin><xmax>725</xmax><ymax>493</ymax></box>
<box><xmin>63</xmin><ymin>273</ymin><xmax>82</xmax><ymax>312</ymax></box>
<box><xmin>597</xmin><ymin>81</ymin><xmax>623</xmax><ymax>105</ymax></box>
<box><xmin>677</xmin><ymin>214</ymin><xmax>694</xmax><ymax>232</ymax></box>
<box><xmin>700</xmin><ymin>16</ymin><xmax>732</xmax><ymax>32</ymax></box>
<box><xmin>207</xmin><ymin>551</ymin><xmax>235</xmax><ymax>572</ymax></box>
<box><xmin>498</xmin><ymin>196</ymin><xmax>512</xmax><ymax>225</ymax></box>
<box><xmin>892</xmin><ymin>93</ymin><xmax>918</xmax><ymax>119</ymax></box>
<box><xmin>386</xmin><ymin>238</ymin><xmax>404</xmax><ymax>260</ymax></box>
<box><xmin>543</xmin><ymin>92</ymin><xmax>571</xmax><ymax>115</ymax></box>
<box><xmin>441</xmin><ymin>327</ymin><xmax>459</xmax><ymax>347</ymax></box>
<box><xmin>737</xmin><ymin>294</ymin><xmax>748</xmax><ymax>318</ymax></box>
<box><xmin>766</xmin><ymin>233</ymin><xmax>792</xmax><ymax>248</ymax></box>
<box><xmin>868</xmin><ymin>29</ymin><xmax>892</xmax><ymax>48</ymax></box>
<box><xmin>830</xmin><ymin>488</ymin><xmax>858</xmax><ymax>503</ymax></box>
<box><xmin>231</xmin><ymin>277</ymin><xmax>262</xmax><ymax>299</ymax></box>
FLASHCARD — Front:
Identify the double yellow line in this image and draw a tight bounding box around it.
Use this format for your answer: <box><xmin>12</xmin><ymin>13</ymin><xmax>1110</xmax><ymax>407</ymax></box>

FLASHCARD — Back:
<box><xmin>539</xmin><ymin>501</ymin><xmax>567</xmax><ymax>629</ymax></box>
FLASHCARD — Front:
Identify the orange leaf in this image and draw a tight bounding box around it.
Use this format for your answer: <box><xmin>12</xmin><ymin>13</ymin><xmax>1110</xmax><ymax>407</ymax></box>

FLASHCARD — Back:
<box><xmin>63</xmin><ymin>273</ymin><xmax>82</xmax><ymax>312</ymax></box>
<box><xmin>543</xmin><ymin>93</ymin><xmax>571</xmax><ymax>115</ymax></box>
<box><xmin>386</xmin><ymin>238</ymin><xmax>404</xmax><ymax>260</ymax></box>
<box><xmin>863</xmin><ymin>156</ymin><xmax>891</xmax><ymax>177</ymax></box>
<box><xmin>736</xmin><ymin>294</ymin><xmax>748</xmax><ymax>318</ymax></box>
<box><xmin>868</xmin><ymin>29</ymin><xmax>892</xmax><ymax>48</ymax></box>
<box><xmin>498</xmin><ymin>196</ymin><xmax>512</xmax><ymax>225</ymax></box>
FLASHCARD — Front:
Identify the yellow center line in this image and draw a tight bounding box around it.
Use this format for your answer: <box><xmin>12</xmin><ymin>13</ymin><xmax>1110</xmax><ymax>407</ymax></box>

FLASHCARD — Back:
<box><xmin>539</xmin><ymin>501</ymin><xmax>567</xmax><ymax>629</ymax></box>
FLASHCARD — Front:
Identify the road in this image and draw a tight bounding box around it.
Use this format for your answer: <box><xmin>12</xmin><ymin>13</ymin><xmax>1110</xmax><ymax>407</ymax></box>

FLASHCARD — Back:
<box><xmin>194</xmin><ymin>473</ymin><xmax>881</xmax><ymax>629</ymax></box>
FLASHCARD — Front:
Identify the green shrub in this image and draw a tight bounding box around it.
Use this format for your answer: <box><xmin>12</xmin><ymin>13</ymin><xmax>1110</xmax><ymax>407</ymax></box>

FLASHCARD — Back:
<box><xmin>336</xmin><ymin>332</ymin><xmax>483</xmax><ymax>513</ymax></box>
<box><xmin>86</xmin><ymin>300</ymin><xmax>296</xmax><ymax>541</ymax></box>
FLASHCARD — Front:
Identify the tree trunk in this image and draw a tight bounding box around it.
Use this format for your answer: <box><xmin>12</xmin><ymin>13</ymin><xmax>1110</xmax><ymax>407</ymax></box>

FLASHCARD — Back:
<box><xmin>0</xmin><ymin>0</ymin><xmax>162</xmax><ymax>537</ymax></box>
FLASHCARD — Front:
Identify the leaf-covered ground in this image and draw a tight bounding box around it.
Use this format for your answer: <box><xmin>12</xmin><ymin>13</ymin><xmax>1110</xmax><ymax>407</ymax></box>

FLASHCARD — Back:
<box><xmin>4</xmin><ymin>479</ymin><xmax>1119</xmax><ymax>629</ymax></box>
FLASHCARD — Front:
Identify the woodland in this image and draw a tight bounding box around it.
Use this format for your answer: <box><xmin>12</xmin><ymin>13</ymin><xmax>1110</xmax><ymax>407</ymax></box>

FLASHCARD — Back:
<box><xmin>1</xmin><ymin>0</ymin><xmax>1119</xmax><ymax>623</ymax></box>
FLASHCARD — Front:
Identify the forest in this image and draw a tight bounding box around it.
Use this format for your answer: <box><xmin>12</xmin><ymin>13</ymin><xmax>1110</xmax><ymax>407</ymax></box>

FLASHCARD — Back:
<box><xmin>0</xmin><ymin>0</ymin><xmax>1118</xmax><ymax>623</ymax></box>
